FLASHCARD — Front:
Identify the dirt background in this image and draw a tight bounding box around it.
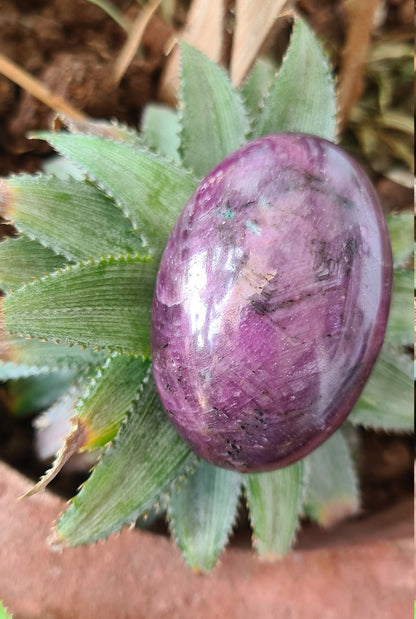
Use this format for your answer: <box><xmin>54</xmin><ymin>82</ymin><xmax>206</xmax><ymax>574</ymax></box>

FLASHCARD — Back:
<box><xmin>0</xmin><ymin>0</ymin><xmax>413</xmax><ymax>530</ymax></box>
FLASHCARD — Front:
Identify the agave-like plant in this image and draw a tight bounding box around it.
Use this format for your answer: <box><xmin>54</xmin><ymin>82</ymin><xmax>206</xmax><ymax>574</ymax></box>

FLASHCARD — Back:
<box><xmin>0</xmin><ymin>16</ymin><xmax>412</xmax><ymax>571</ymax></box>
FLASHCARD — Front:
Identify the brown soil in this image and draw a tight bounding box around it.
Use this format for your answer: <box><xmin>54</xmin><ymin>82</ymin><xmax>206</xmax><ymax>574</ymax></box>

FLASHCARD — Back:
<box><xmin>0</xmin><ymin>0</ymin><xmax>413</xmax><ymax>536</ymax></box>
<box><xmin>0</xmin><ymin>0</ymin><xmax>173</xmax><ymax>174</ymax></box>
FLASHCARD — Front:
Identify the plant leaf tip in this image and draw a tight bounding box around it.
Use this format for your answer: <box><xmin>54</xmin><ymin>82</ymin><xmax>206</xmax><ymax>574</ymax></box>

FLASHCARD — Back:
<box><xmin>317</xmin><ymin>497</ymin><xmax>361</xmax><ymax>528</ymax></box>
<box><xmin>20</xmin><ymin>421</ymin><xmax>89</xmax><ymax>498</ymax></box>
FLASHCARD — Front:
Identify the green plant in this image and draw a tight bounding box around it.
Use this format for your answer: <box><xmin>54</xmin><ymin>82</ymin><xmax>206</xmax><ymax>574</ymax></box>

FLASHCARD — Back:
<box><xmin>0</xmin><ymin>16</ymin><xmax>412</xmax><ymax>572</ymax></box>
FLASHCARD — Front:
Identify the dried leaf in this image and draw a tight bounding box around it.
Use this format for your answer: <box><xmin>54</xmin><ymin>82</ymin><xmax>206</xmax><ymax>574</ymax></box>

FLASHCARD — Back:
<box><xmin>113</xmin><ymin>0</ymin><xmax>162</xmax><ymax>83</ymax></box>
<box><xmin>34</xmin><ymin>384</ymin><xmax>85</xmax><ymax>459</ymax></box>
<box><xmin>337</xmin><ymin>0</ymin><xmax>380</xmax><ymax>127</ymax></box>
<box><xmin>230</xmin><ymin>0</ymin><xmax>289</xmax><ymax>87</ymax></box>
<box><xmin>56</xmin><ymin>373</ymin><xmax>193</xmax><ymax>546</ymax></box>
<box><xmin>23</xmin><ymin>405</ymin><xmax>89</xmax><ymax>497</ymax></box>
<box><xmin>73</xmin><ymin>353</ymin><xmax>151</xmax><ymax>449</ymax></box>
<box><xmin>158</xmin><ymin>0</ymin><xmax>224</xmax><ymax>104</ymax></box>
<box><xmin>54</xmin><ymin>114</ymin><xmax>142</xmax><ymax>146</ymax></box>
<box><xmin>27</xmin><ymin>355</ymin><xmax>150</xmax><ymax>494</ymax></box>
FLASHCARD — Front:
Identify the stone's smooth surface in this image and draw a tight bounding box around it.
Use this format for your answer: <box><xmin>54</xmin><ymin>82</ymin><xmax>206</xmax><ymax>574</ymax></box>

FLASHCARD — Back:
<box><xmin>152</xmin><ymin>134</ymin><xmax>392</xmax><ymax>471</ymax></box>
<box><xmin>0</xmin><ymin>463</ymin><xmax>413</xmax><ymax>619</ymax></box>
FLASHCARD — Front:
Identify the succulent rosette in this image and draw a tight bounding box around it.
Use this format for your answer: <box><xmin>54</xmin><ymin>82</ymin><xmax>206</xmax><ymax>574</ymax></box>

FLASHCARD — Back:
<box><xmin>0</xmin><ymin>17</ymin><xmax>412</xmax><ymax>571</ymax></box>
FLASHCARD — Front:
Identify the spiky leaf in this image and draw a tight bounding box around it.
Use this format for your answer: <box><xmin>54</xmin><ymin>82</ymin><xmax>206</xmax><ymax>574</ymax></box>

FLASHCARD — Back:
<box><xmin>141</xmin><ymin>104</ymin><xmax>181</xmax><ymax>164</ymax></box>
<box><xmin>168</xmin><ymin>460</ymin><xmax>241</xmax><ymax>572</ymax></box>
<box><xmin>241</xmin><ymin>57</ymin><xmax>276</xmax><ymax>123</ymax></box>
<box><xmin>42</xmin><ymin>116</ymin><xmax>144</xmax><ymax>180</ymax></box>
<box><xmin>387</xmin><ymin>212</ymin><xmax>413</xmax><ymax>268</ymax></box>
<box><xmin>42</xmin><ymin>155</ymin><xmax>86</xmax><ymax>180</ymax></box>
<box><xmin>385</xmin><ymin>269</ymin><xmax>413</xmax><ymax>347</ymax></box>
<box><xmin>350</xmin><ymin>344</ymin><xmax>413</xmax><ymax>431</ymax></box>
<box><xmin>74</xmin><ymin>353</ymin><xmax>151</xmax><ymax>449</ymax></box>
<box><xmin>303</xmin><ymin>430</ymin><xmax>359</xmax><ymax>527</ymax></box>
<box><xmin>245</xmin><ymin>462</ymin><xmax>304</xmax><ymax>558</ymax></box>
<box><xmin>56</xmin><ymin>115</ymin><xmax>143</xmax><ymax>145</ymax></box>
<box><xmin>254</xmin><ymin>16</ymin><xmax>337</xmax><ymax>141</ymax></box>
<box><xmin>0</xmin><ymin>327</ymin><xmax>105</xmax><ymax>380</ymax></box>
<box><xmin>56</xmin><ymin>371</ymin><xmax>193</xmax><ymax>546</ymax></box>
<box><xmin>3</xmin><ymin>255</ymin><xmax>157</xmax><ymax>355</ymax></box>
<box><xmin>0</xmin><ymin>236</ymin><xmax>67</xmax><ymax>291</ymax></box>
<box><xmin>34</xmin><ymin>133</ymin><xmax>198</xmax><ymax>256</ymax></box>
<box><xmin>0</xmin><ymin>175</ymin><xmax>143</xmax><ymax>262</ymax></box>
<box><xmin>179</xmin><ymin>43</ymin><xmax>250</xmax><ymax>177</ymax></box>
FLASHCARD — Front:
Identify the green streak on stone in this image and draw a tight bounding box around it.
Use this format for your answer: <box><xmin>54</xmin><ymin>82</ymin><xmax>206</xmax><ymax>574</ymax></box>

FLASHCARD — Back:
<box><xmin>246</xmin><ymin>220</ymin><xmax>261</xmax><ymax>235</ymax></box>
<box><xmin>222</xmin><ymin>210</ymin><xmax>235</xmax><ymax>219</ymax></box>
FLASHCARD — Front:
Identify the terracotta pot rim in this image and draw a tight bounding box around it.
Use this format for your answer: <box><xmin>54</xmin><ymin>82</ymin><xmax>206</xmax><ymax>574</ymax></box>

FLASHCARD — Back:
<box><xmin>0</xmin><ymin>461</ymin><xmax>413</xmax><ymax>619</ymax></box>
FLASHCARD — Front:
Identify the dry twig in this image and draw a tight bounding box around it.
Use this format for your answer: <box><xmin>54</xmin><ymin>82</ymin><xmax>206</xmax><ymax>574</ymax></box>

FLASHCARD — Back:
<box><xmin>338</xmin><ymin>0</ymin><xmax>380</xmax><ymax>128</ymax></box>
<box><xmin>0</xmin><ymin>52</ymin><xmax>88</xmax><ymax>121</ymax></box>
<box><xmin>158</xmin><ymin>0</ymin><xmax>225</xmax><ymax>105</ymax></box>
<box><xmin>113</xmin><ymin>0</ymin><xmax>163</xmax><ymax>84</ymax></box>
<box><xmin>230</xmin><ymin>0</ymin><xmax>291</xmax><ymax>87</ymax></box>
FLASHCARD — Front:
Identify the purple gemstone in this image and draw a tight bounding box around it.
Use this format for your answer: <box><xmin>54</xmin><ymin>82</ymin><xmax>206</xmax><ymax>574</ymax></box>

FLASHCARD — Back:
<box><xmin>151</xmin><ymin>134</ymin><xmax>392</xmax><ymax>472</ymax></box>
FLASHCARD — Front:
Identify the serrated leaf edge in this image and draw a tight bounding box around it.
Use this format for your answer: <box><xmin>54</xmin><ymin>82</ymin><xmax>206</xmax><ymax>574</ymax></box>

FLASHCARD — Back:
<box><xmin>3</xmin><ymin>253</ymin><xmax>154</xmax><ymax>354</ymax></box>
<box><xmin>50</xmin><ymin>443</ymin><xmax>197</xmax><ymax>551</ymax></box>
<box><xmin>32</xmin><ymin>132</ymin><xmax>198</xmax><ymax>236</ymax></box>
<box><xmin>254</xmin><ymin>14</ymin><xmax>339</xmax><ymax>142</ymax></box>
<box><xmin>1</xmin><ymin>174</ymin><xmax>145</xmax><ymax>262</ymax></box>
<box><xmin>301</xmin><ymin>429</ymin><xmax>361</xmax><ymax>527</ymax></box>
<box><xmin>75</xmin><ymin>352</ymin><xmax>152</xmax><ymax>450</ymax></box>
<box><xmin>177</xmin><ymin>42</ymin><xmax>250</xmax><ymax>177</ymax></box>
<box><xmin>166</xmin><ymin>461</ymin><xmax>242</xmax><ymax>572</ymax></box>
<box><xmin>243</xmin><ymin>461</ymin><xmax>307</xmax><ymax>560</ymax></box>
